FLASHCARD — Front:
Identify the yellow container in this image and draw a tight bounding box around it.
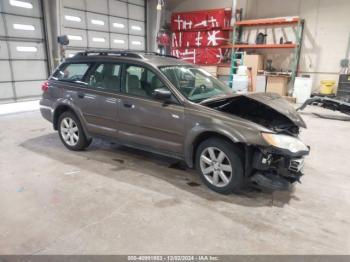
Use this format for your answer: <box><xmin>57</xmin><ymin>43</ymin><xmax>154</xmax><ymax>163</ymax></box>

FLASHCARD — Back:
<box><xmin>320</xmin><ymin>80</ymin><xmax>335</xmax><ymax>95</ymax></box>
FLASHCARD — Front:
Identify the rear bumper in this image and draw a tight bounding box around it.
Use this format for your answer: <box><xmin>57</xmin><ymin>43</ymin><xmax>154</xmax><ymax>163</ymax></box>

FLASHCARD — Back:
<box><xmin>249</xmin><ymin>146</ymin><xmax>309</xmax><ymax>191</ymax></box>
<box><xmin>39</xmin><ymin>99</ymin><xmax>53</xmax><ymax>123</ymax></box>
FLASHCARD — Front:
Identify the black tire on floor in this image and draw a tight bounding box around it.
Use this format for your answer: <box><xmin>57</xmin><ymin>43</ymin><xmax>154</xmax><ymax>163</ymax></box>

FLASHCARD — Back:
<box><xmin>58</xmin><ymin>111</ymin><xmax>91</xmax><ymax>151</ymax></box>
<box><xmin>195</xmin><ymin>138</ymin><xmax>244</xmax><ymax>194</ymax></box>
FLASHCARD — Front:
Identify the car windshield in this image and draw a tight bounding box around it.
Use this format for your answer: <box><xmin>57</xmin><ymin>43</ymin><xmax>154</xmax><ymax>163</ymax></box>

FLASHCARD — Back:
<box><xmin>159</xmin><ymin>65</ymin><xmax>233</xmax><ymax>102</ymax></box>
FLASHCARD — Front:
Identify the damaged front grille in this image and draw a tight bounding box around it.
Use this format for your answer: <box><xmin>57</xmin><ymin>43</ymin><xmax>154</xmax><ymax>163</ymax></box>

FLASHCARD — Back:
<box><xmin>289</xmin><ymin>158</ymin><xmax>305</xmax><ymax>172</ymax></box>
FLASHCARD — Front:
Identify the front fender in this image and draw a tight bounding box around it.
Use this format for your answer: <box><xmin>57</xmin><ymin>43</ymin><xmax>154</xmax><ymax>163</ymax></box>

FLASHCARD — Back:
<box><xmin>183</xmin><ymin>120</ymin><xmax>269</xmax><ymax>168</ymax></box>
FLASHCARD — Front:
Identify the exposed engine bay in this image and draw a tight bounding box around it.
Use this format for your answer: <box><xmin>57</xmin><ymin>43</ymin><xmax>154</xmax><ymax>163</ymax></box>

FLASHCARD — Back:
<box><xmin>201</xmin><ymin>93</ymin><xmax>306</xmax><ymax>136</ymax></box>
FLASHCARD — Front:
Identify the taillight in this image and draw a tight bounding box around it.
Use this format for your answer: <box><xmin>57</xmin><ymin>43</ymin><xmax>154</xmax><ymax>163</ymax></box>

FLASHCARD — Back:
<box><xmin>41</xmin><ymin>81</ymin><xmax>49</xmax><ymax>92</ymax></box>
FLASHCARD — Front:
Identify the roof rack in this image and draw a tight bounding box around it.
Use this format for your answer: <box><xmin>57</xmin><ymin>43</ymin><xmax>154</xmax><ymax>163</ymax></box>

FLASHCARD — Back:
<box><xmin>142</xmin><ymin>52</ymin><xmax>179</xmax><ymax>59</ymax></box>
<box><xmin>74</xmin><ymin>50</ymin><xmax>144</xmax><ymax>59</ymax></box>
<box><xmin>73</xmin><ymin>50</ymin><xmax>179</xmax><ymax>59</ymax></box>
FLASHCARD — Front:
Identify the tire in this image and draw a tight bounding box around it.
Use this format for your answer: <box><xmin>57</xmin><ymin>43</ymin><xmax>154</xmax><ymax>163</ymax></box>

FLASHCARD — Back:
<box><xmin>195</xmin><ymin>138</ymin><xmax>244</xmax><ymax>194</ymax></box>
<box><xmin>58</xmin><ymin>111</ymin><xmax>91</xmax><ymax>151</ymax></box>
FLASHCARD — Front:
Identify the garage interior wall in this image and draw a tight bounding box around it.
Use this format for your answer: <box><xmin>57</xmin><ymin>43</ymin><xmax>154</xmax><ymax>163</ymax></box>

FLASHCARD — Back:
<box><xmin>164</xmin><ymin>0</ymin><xmax>350</xmax><ymax>91</ymax></box>
<box><xmin>0</xmin><ymin>0</ymin><xmax>48</xmax><ymax>102</ymax></box>
<box><xmin>59</xmin><ymin>0</ymin><xmax>146</xmax><ymax>58</ymax></box>
<box><xmin>0</xmin><ymin>0</ymin><xmax>147</xmax><ymax>103</ymax></box>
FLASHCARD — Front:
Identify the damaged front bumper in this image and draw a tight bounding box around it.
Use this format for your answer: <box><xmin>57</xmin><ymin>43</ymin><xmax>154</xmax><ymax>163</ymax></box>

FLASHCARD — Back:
<box><xmin>249</xmin><ymin>146</ymin><xmax>310</xmax><ymax>191</ymax></box>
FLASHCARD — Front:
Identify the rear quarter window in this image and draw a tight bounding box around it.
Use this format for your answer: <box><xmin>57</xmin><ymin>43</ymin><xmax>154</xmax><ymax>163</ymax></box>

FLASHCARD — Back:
<box><xmin>52</xmin><ymin>63</ymin><xmax>90</xmax><ymax>82</ymax></box>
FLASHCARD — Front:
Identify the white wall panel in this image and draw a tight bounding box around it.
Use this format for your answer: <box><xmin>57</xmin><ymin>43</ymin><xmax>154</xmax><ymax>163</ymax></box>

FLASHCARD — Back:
<box><xmin>63</xmin><ymin>28</ymin><xmax>87</xmax><ymax>48</ymax></box>
<box><xmin>15</xmin><ymin>80</ymin><xmax>42</xmax><ymax>97</ymax></box>
<box><xmin>110</xmin><ymin>33</ymin><xmax>128</xmax><ymax>49</ymax></box>
<box><xmin>0</xmin><ymin>83</ymin><xmax>14</xmax><ymax>100</ymax></box>
<box><xmin>88</xmin><ymin>31</ymin><xmax>109</xmax><ymax>48</ymax></box>
<box><xmin>109</xmin><ymin>0</ymin><xmax>128</xmax><ymax>18</ymax></box>
<box><xmin>129</xmin><ymin>20</ymin><xmax>144</xmax><ymax>36</ymax></box>
<box><xmin>62</xmin><ymin>0</ymin><xmax>85</xmax><ymax>10</ymax></box>
<box><xmin>129</xmin><ymin>35</ymin><xmax>144</xmax><ymax>50</ymax></box>
<box><xmin>62</xmin><ymin>8</ymin><xmax>86</xmax><ymax>29</ymax></box>
<box><xmin>0</xmin><ymin>61</ymin><xmax>12</xmax><ymax>81</ymax></box>
<box><xmin>0</xmin><ymin>15</ymin><xmax>5</xmax><ymax>36</ymax></box>
<box><xmin>128</xmin><ymin>4</ymin><xmax>144</xmax><ymax>21</ymax></box>
<box><xmin>0</xmin><ymin>0</ymin><xmax>48</xmax><ymax>102</ymax></box>
<box><xmin>8</xmin><ymin>41</ymin><xmax>45</xmax><ymax>60</ymax></box>
<box><xmin>87</xmin><ymin>12</ymin><xmax>108</xmax><ymax>31</ymax></box>
<box><xmin>2</xmin><ymin>0</ymin><xmax>42</xmax><ymax>18</ymax></box>
<box><xmin>12</xmin><ymin>60</ymin><xmax>47</xmax><ymax>81</ymax></box>
<box><xmin>109</xmin><ymin>16</ymin><xmax>128</xmax><ymax>34</ymax></box>
<box><xmin>4</xmin><ymin>14</ymin><xmax>43</xmax><ymax>39</ymax></box>
<box><xmin>61</xmin><ymin>0</ymin><xmax>146</xmax><ymax>52</ymax></box>
<box><xmin>86</xmin><ymin>0</ymin><xmax>108</xmax><ymax>14</ymax></box>
<box><xmin>0</xmin><ymin>41</ymin><xmax>9</xmax><ymax>59</ymax></box>
<box><xmin>65</xmin><ymin>50</ymin><xmax>80</xmax><ymax>58</ymax></box>
<box><xmin>128</xmin><ymin>0</ymin><xmax>144</xmax><ymax>6</ymax></box>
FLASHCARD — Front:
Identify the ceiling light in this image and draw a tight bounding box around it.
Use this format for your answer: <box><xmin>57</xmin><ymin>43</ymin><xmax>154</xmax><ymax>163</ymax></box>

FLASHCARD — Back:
<box><xmin>113</xmin><ymin>39</ymin><xmax>125</xmax><ymax>44</ymax></box>
<box><xmin>16</xmin><ymin>46</ymin><xmax>37</xmax><ymax>52</ymax></box>
<box><xmin>67</xmin><ymin>35</ymin><xmax>82</xmax><ymax>41</ymax></box>
<box><xmin>131</xmin><ymin>25</ymin><xmax>142</xmax><ymax>31</ymax></box>
<box><xmin>9</xmin><ymin>0</ymin><xmax>33</xmax><ymax>9</ymax></box>
<box><xmin>92</xmin><ymin>37</ymin><xmax>105</xmax><ymax>43</ymax></box>
<box><xmin>13</xmin><ymin>24</ymin><xmax>35</xmax><ymax>30</ymax></box>
<box><xmin>132</xmin><ymin>41</ymin><xmax>142</xmax><ymax>45</ymax></box>
<box><xmin>91</xmin><ymin>19</ymin><xmax>104</xmax><ymax>26</ymax></box>
<box><xmin>113</xmin><ymin>23</ymin><xmax>125</xmax><ymax>28</ymax></box>
<box><xmin>64</xmin><ymin>15</ymin><xmax>82</xmax><ymax>22</ymax></box>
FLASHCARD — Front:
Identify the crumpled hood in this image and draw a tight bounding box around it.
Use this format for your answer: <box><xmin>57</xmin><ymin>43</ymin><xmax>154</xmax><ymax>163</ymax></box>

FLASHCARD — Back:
<box><xmin>246</xmin><ymin>92</ymin><xmax>306</xmax><ymax>128</ymax></box>
<box><xmin>200</xmin><ymin>92</ymin><xmax>307</xmax><ymax>128</ymax></box>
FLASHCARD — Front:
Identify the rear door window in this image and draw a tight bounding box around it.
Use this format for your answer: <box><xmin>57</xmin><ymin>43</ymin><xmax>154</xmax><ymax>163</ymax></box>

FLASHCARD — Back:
<box><xmin>86</xmin><ymin>63</ymin><xmax>121</xmax><ymax>92</ymax></box>
<box><xmin>52</xmin><ymin>63</ymin><xmax>90</xmax><ymax>82</ymax></box>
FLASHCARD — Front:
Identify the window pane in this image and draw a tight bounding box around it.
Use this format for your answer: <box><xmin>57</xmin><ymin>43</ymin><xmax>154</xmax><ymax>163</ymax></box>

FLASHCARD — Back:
<box><xmin>160</xmin><ymin>66</ymin><xmax>232</xmax><ymax>102</ymax></box>
<box><xmin>54</xmin><ymin>63</ymin><xmax>90</xmax><ymax>82</ymax></box>
<box><xmin>124</xmin><ymin>65</ymin><xmax>166</xmax><ymax>98</ymax></box>
<box><xmin>87</xmin><ymin>63</ymin><xmax>121</xmax><ymax>91</ymax></box>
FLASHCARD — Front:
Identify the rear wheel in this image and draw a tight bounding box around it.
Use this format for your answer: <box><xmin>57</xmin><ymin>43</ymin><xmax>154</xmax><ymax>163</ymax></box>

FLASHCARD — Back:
<box><xmin>58</xmin><ymin>111</ymin><xmax>91</xmax><ymax>151</ymax></box>
<box><xmin>196</xmin><ymin>138</ymin><xmax>244</xmax><ymax>194</ymax></box>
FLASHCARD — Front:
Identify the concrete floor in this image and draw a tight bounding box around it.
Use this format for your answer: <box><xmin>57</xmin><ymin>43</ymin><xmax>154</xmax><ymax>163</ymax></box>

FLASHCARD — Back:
<box><xmin>0</xmin><ymin>106</ymin><xmax>349</xmax><ymax>254</ymax></box>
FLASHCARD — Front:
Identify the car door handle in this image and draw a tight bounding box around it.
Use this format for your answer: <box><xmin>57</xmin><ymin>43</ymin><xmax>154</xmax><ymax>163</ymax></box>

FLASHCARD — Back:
<box><xmin>77</xmin><ymin>92</ymin><xmax>85</xmax><ymax>99</ymax></box>
<box><xmin>123</xmin><ymin>103</ymin><xmax>135</xmax><ymax>109</ymax></box>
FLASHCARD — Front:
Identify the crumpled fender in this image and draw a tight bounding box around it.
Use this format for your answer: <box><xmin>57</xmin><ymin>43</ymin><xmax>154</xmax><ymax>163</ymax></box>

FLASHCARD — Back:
<box><xmin>183</xmin><ymin>112</ymin><xmax>270</xmax><ymax>167</ymax></box>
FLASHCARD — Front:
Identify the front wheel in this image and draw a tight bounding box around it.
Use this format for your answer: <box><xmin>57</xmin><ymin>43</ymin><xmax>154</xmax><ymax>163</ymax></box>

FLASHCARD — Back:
<box><xmin>58</xmin><ymin>111</ymin><xmax>91</xmax><ymax>151</ymax></box>
<box><xmin>195</xmin><ymin>138</ymin><xmax>244</xmax><ymax>194</ymax></box>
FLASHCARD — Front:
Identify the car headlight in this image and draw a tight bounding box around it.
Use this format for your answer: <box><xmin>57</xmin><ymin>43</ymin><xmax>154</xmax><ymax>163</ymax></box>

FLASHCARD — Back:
<box><xmin>261</xmin><ymin>132</ymin><xmax>309</xmax><ymax>153</ymax></box>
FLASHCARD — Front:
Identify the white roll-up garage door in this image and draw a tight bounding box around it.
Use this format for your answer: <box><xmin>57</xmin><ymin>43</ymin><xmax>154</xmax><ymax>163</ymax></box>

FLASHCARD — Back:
<box><xmin>0</xmin><ymin>0</ymin><xmax>48</xmax><ymax>102</ymax></box>
<box><xmin>61</xmin><ymin>0</ymin><xmax>146</xmax><ymax>57</ymax></box>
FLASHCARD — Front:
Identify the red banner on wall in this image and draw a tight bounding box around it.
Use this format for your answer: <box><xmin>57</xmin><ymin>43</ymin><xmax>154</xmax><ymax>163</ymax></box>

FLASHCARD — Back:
<box><xmin>172</xmin><ymin>31</ymin><xmax>229</xmax><ymax>48</ymax></box>
<box><xmin>171</xmin><ymin>48</ymin><xmax>227</xmax><ymax>65</ymax></box>
<box><xmin>171</xmin><ymin>8</ymin><xmax>231</xmax><ymax>32</ymax></box>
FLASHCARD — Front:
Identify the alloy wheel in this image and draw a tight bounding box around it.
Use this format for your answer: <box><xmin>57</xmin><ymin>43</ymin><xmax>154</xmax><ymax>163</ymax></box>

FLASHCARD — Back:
<box><xmin>199</xmin><ymin>147</ymin><xmax>233</xmax><ymax>187</ymax></box>
<box><xmin>60</xmin><ymin>117</ymin><xmax>79</xmax><ymax>146</ymax></box>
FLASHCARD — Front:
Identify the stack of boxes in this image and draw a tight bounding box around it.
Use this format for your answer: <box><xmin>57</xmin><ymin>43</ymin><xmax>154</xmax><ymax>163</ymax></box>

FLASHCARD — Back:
<box><xmin>170</xmin><ymin>8</ymin><xmax>231</xmax><ymax>65</ymax></box>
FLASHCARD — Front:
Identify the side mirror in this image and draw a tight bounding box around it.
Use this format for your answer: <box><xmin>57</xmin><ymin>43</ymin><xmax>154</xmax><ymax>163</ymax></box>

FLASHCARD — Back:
<box><xmin>153</xmin><ymin>88</ymin><xmax>172</xmax><ymax>100</ymax></box>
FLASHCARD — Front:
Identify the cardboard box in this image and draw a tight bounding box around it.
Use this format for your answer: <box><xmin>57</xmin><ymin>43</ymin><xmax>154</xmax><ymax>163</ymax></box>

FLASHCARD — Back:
<box><xmin>283</xmin><ymin>96</ymin><xmax>296</xmax><ymax>104</ymax></box>
<box><xmin>266</xmin><ymin>76</ymin><xmax>289</xmax><ymax>96</ymax></box>
<box><xmin>217</xmin><ymin>66</ymin><xmax>231</xmax><ymax>76</ymax></box>
<box><xmin>244</xmin><ymin>54</ymin><xmax>263</xmax><ymax>91</ymax></box>
<box><xmin>200</xmin><ymin>65</ymin><xmax>218</xmax><ymax>77</ymax></box>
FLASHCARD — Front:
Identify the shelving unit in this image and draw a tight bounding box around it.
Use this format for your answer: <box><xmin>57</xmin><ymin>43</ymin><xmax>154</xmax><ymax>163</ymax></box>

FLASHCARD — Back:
<box><xmin>228</xmin><ymin>16</ymin><xmax>305</xmax><ymax>93</ymax></box>
<box><xmin>222</xmin><ymin>43</ymin><xmax>297</xmax><ymax>49</ymax></box>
